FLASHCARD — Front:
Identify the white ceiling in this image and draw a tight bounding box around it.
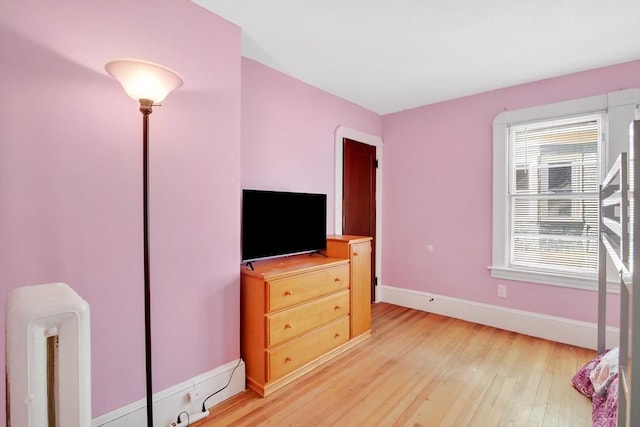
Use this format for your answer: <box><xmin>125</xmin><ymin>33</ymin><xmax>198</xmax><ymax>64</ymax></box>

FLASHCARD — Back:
<box><xmin>192</xmin><ymin>0</ymin><xmax>640</xmax><ymax>115</ymax></box>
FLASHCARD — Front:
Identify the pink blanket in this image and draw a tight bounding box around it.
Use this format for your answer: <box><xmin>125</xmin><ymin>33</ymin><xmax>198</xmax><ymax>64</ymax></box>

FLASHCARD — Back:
<box><xmin>571</xmin><ymin>348</ymin><xmax>619</xmax><ymax>426</ymax></box>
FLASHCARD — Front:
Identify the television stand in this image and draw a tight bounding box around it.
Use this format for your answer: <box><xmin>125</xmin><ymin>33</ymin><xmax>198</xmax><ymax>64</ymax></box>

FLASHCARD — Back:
<box><xmin>240</xmin><ymin>236</ymin><xmax>372</xmax><ymax>397</ymax></box>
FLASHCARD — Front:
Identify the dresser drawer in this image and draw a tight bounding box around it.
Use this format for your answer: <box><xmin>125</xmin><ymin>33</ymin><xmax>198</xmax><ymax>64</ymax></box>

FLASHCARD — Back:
<box><xmin>267</xmin><ymin>265</ymin><xmax>349</xmax><ymax>311</ymax></box>
<box><xmin>267</xmin><ymin>317</ymin><xmax>349</xmax><ymax>381</ymax></box>
<box><xmin>267</xmin><ymin>290</ymin><xmax>349</xmax><ymax>347</ymax></box>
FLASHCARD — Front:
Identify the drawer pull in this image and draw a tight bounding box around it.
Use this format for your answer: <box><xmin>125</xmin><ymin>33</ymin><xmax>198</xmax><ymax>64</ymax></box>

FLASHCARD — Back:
<box><xmin>334</xmin><ymin>333</ymin><xmax>341</xmax><ymax>338</ymax></box>
<box><xmin>353</xmin><ymin>252</ymin><xmax>359</xmax><ymax>256</ymax></box>
<box><xmin>284</xmin><ymin>357</ymin><xmax>292</xmax><ymax>363</ymax></box>
<box><xmin>334</xmin><ymin>305</ymin><xmax>341</xmax><ymax>311</ymax></box>
<box><xmin>284</xmin><ymin>324</ymin><xmax>292</xmax><ymax>329</ymax></box>
<box><xmin>334</xmin><ymin>278</ymin><xmax>341</xmax><ymax>283</ymax></box>
<box><xmin>284</xmin><ymin>290</ymin><xmax>292</xmax><ymax>296</ymax></box>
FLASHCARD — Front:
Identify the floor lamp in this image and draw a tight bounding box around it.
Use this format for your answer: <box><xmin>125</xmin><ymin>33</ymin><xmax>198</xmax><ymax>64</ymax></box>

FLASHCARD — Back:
<box><xmin>105</xmin><ymin>58</ymin><xmax>183</xmax><ymax>427</ymax></box>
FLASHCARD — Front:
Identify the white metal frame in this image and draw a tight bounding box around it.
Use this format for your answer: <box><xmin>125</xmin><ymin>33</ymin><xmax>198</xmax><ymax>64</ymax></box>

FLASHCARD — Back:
<box><xmin>598</xmin><ymin>119</ymin><xmax>639</xmax><ymax>427</ymax></box>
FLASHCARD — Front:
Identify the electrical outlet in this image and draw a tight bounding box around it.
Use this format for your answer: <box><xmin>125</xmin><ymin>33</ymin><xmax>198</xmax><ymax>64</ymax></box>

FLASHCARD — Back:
<box><xmin>497</xmin><ymin>284</ymin><xmax>507</xmax><ymax>298</ymax></box>
<box><xmin>187</xmin><ymin>390</ymin><xmax>199</xmax><ymax>402</ymax></box>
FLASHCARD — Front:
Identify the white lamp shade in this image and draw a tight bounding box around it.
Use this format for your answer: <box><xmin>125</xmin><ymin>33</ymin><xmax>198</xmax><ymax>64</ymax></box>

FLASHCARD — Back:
<box><xmin>105</xmin><ymin>58</ymin><xmax>183</xmax><ymax>103</ymax></box>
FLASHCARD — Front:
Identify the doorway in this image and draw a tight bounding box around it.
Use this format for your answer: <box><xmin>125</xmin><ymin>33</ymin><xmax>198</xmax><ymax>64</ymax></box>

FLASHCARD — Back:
<box><xmin>342</xmin><ymin>138</ymin><xmax>377</xmax><ymax>303</ymax></box>
<box><xmin>333</xmin><ymin>126</ymin><xmax>382</xmax><ymax>302</ymax></box>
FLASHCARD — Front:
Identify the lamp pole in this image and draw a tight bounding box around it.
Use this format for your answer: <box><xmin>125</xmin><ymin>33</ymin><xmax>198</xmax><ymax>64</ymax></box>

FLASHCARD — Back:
<box><xmin>105</xmin><ymin>58</ymin><xmax>183</xmax><ymax>427</ymax></box>
<box><xmin>140</xmin><ymin>98</ymin><xmax>154</xmax><ymax>427</ymax></box>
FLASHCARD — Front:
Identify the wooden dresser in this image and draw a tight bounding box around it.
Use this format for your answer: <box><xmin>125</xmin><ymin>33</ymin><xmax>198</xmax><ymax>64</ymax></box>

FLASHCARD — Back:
<box><xmin>241</xmin><ymin>236</ymin><xmax>371</xmax><ymax>396</ymax></box>
<box><xmin>326</xmin><ymin>235</ymin><xmax>373</xmax><ymax>338</ymax></box>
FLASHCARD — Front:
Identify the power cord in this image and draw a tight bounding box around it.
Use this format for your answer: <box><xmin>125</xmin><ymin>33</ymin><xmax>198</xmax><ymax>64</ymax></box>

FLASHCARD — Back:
<box><xmin>201</xmin><ymin>358</ymin><xmax>243</xmax><ymax>412</ymax></box>
<box><xmin>175</xmin><ymin>410</ymin><xmax>190</xmax><ymax>425</ymax></box>
<box><xmin>172</xmin><ymin>358</ymin><xmax>242</xmax><ymax>425</ymax></box>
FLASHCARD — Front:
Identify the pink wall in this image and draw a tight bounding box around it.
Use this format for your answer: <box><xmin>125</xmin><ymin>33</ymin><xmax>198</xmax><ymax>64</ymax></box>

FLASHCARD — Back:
<box><xmin>241</xmin><ymin>58</ymin><xmax>382</xmax><ymax>233</ymax></box>
<box><xmin>382</xmin><ymin>60</ymin><xmax>640</xmax><ymax>324</ymax></box>
<box><xmin>1</xmin><ymin>0</ymin><xmax>637</xmax><ymax>422</ymax></box>
<box><xmin>0</xmin><ymin>0</ymin><xmax>241</xmax><ymax>420</ymax></box>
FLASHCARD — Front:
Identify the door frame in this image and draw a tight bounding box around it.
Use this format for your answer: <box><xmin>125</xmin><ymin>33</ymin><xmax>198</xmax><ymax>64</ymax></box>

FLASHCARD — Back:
<box><xmin>334</xmin><ymin>125</ymin><xmax>383</xmax><ymax>302</ymax></box>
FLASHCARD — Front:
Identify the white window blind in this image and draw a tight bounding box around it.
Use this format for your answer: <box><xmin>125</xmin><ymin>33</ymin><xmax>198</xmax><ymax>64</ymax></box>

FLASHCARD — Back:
<box><xmin>509</xmin><ymin>114</ymin><xmax>603</xmax><ymax>274</ymax></box>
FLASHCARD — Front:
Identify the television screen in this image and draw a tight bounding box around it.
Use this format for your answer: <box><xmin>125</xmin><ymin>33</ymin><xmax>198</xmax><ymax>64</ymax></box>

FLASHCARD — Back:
<box><xmin>242</xmin><ymin>189</ymin><xmax>327</xmax><ymax>263</ymax></box>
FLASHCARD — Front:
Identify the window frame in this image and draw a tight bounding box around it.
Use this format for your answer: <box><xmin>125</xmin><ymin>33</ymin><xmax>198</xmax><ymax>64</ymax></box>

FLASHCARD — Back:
<box><xmin>491</xmin><ymin>88</ymin><xmax>640</xmax><ymax>290</ymax></box>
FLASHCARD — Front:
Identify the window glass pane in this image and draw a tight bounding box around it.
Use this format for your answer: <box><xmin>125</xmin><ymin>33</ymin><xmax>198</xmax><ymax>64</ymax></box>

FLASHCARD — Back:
<box><xmin>549</xmin><ymin>165</ymin><xmax>571</xmax><ymax>192</ymax></box>
<box><xmin>512</xmin><ymin>197</ymin><xmax>599</xmax><ymax>271</ymax></box>
<box><xmin>516</xmin><ymin>169</ymin><xmax>529</xmax><ymax>191</ymax></box>
<box><xmin>510</xmin><ymin>115</ymin><xmax>602</xmax><ymax>273</ymax></box>
<box><xmin>512</xmin><ymin>119</ymin><xmax>599</xmax><ymax>195</ymax></box>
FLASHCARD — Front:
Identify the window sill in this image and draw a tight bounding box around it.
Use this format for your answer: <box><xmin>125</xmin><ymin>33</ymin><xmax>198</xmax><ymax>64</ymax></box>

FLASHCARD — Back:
<box><xmin>488</xmin><ymin>266</ymin><xmax>619</xmax><ymax>294</ymax></box>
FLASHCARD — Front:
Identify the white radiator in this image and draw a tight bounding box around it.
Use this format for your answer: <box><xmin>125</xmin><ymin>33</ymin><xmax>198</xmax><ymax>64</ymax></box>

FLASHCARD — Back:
<box><xmin>5</xmin><ymin>282</ymin><xmax>91</xmax><ymax>427</ymax></box>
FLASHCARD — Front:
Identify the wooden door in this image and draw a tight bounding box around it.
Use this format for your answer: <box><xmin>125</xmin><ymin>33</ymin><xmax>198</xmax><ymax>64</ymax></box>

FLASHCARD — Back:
<box><xmin>343</xmin><ymin>138</ymin><xmax>376</xmax><ymax>302</ymax></box>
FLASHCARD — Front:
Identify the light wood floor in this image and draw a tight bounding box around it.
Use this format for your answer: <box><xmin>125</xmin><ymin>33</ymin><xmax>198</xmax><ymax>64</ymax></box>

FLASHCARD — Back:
<box><xmin>198</xmin><ymin>302</ymin><xmax>595</xmax><ymax>426</ymax></box>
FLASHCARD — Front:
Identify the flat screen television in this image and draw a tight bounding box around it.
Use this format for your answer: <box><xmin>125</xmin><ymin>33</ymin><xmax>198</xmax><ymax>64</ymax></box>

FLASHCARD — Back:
<box><xmin>241</xmin><ymin>189</ymin><xmax>327</xmax><ymax>263</ymax></box>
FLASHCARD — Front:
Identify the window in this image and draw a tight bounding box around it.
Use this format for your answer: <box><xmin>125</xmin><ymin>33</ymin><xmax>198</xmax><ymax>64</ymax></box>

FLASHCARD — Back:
<box><xmin>491</xmin><ymin>88</ymin><xmax>640</xmax><ymax>289</ymax></box>
<box><xmin>509</xmin><ymin>115</ymin><xmax>602</xmax><ymax>274</ymax></box>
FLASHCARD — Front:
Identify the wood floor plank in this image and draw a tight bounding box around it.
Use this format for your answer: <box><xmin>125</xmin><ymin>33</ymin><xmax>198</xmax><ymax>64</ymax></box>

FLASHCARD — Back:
<box><xmin>393</xmin><ymin>322</ymin><xmax>488</xmax><ymax>426</ymax></box>
<box><xmin>198</xmin><ymin>303</ymin><xmax>595</xmax><ymax>427</ymax></box>
<box><xmin>500</xmin><ymin>337</ymin><xmax>550</xmax><ymax>425</ymax></box>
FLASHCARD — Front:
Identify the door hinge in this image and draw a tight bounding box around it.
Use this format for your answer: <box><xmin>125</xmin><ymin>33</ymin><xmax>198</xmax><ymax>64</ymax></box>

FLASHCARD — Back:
<box><xmin>375</xmin><ymin>159</ymin><xmax>379</xmax><ymax>169</ymax></box>
<box><xmin>374</xmin><ymin>276</ymin><xmax>378</xmax><ymax>286</ymax></box>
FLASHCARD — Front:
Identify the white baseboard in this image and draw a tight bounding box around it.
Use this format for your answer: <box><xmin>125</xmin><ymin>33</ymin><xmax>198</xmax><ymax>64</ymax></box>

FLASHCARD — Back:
<box><xmin>92</xmin><ymin>358</ymin><xmax>245</xmax><ymax>427</ymax></box>
<box><xmin>380</xmin><ymin>285</ymin><xmax>619</xmax><ymax>351</ymax></box>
